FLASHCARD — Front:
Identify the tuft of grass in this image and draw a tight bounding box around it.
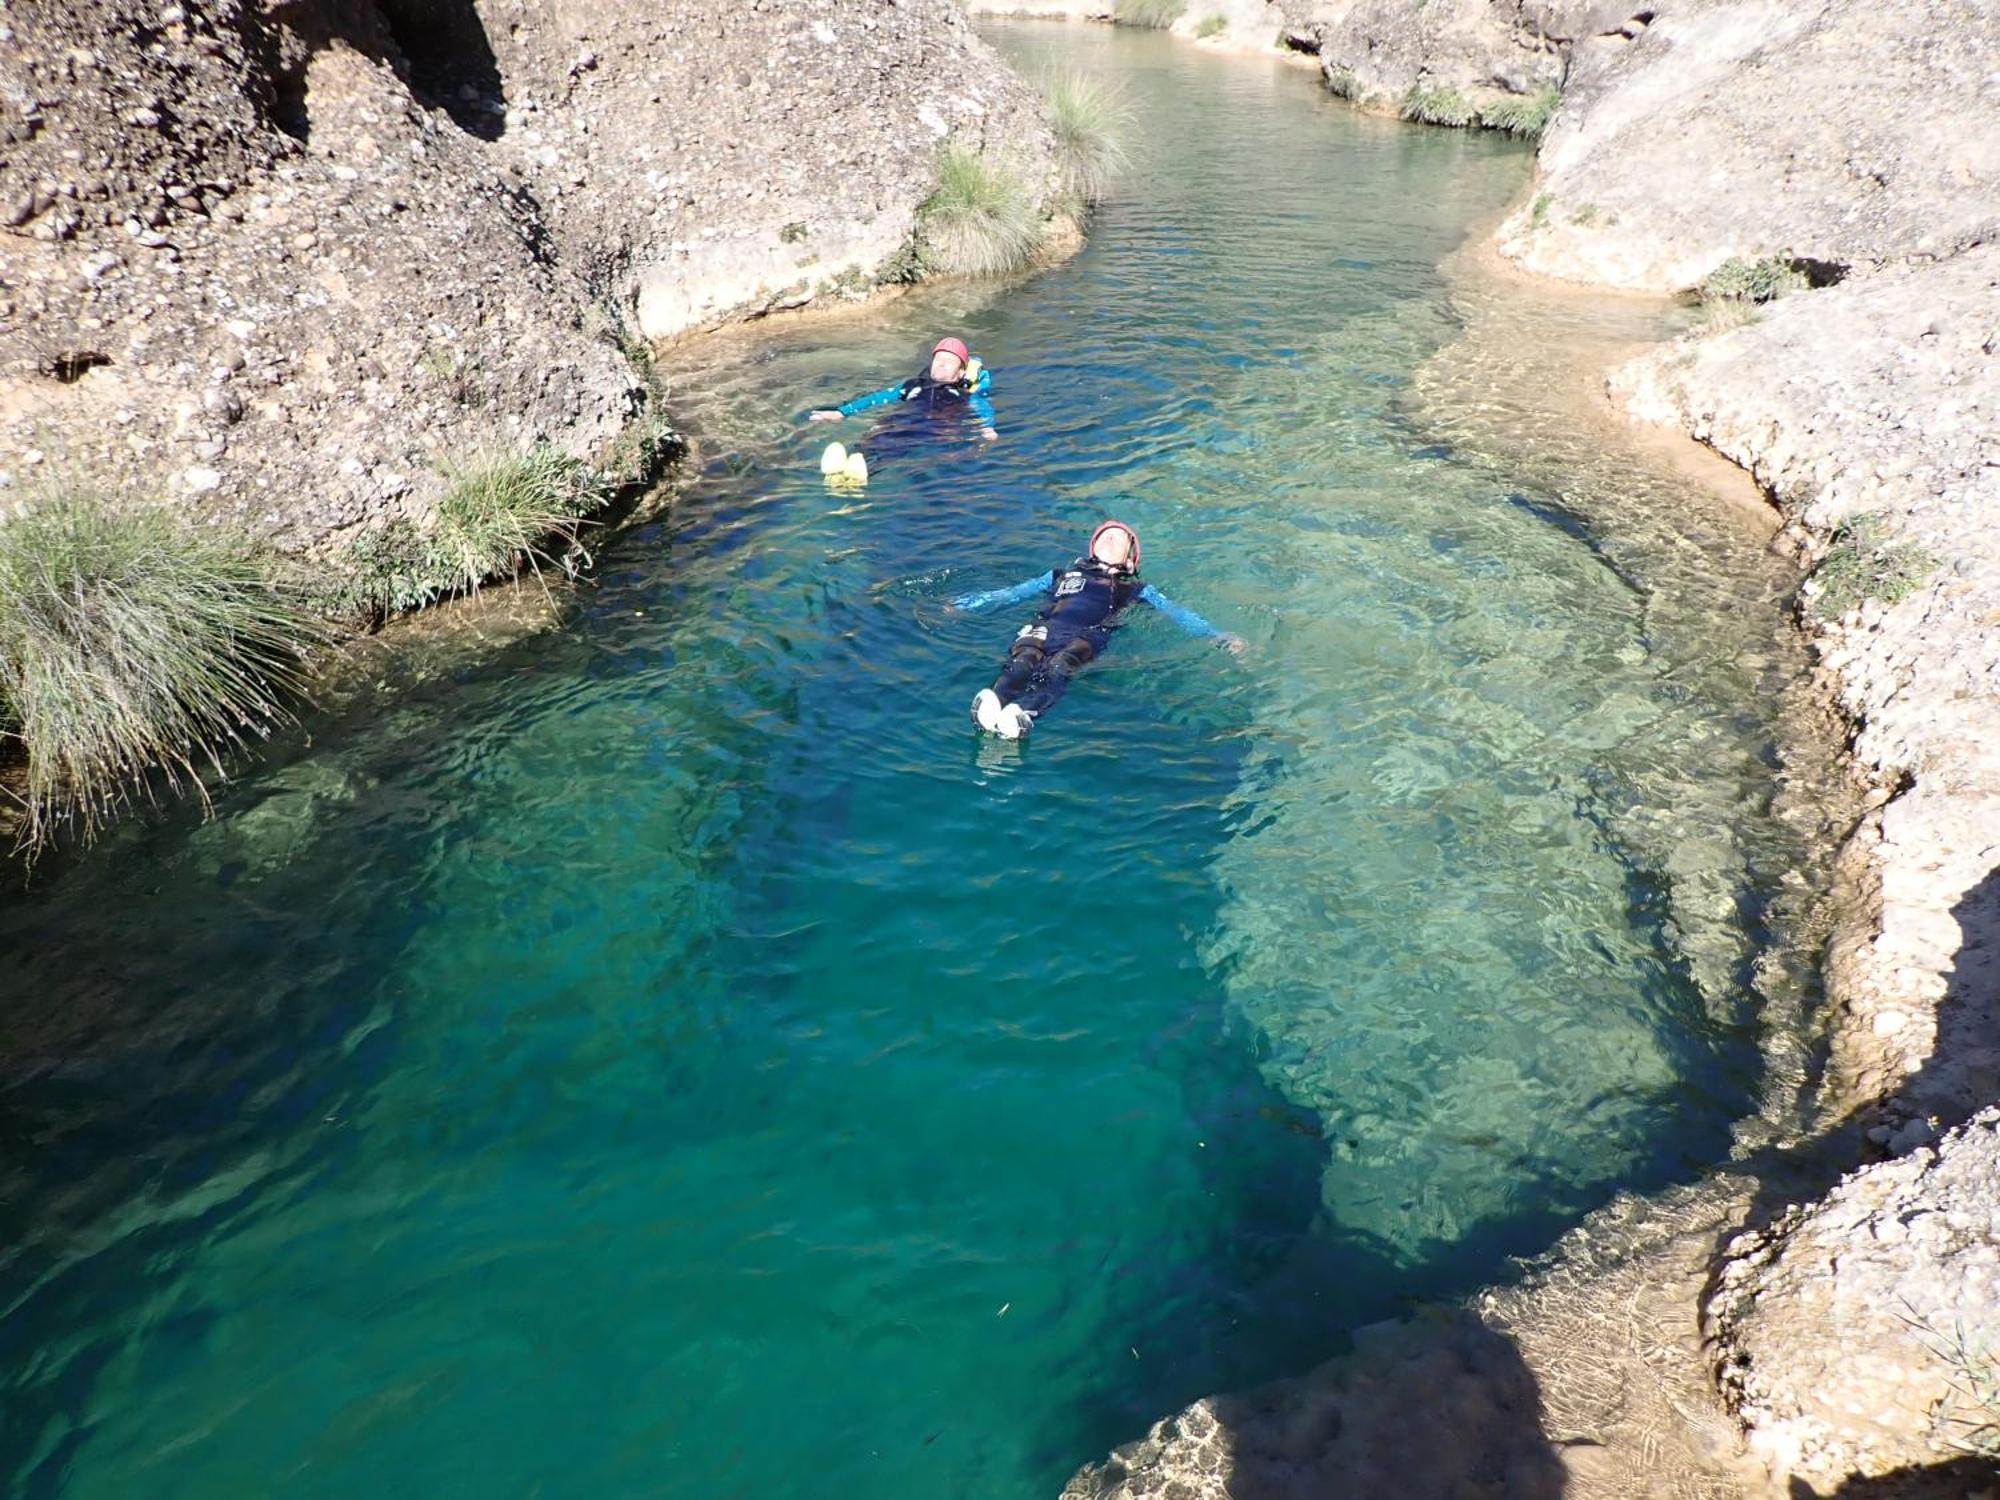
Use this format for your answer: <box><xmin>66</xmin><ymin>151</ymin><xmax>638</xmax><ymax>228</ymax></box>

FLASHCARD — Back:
<box><xmin>1041</xmin><ymin>68</ymin><xmax>1132</xmax><ymax>211</ymax></box>
<box><xmin>1900</xmin><ymin>1303</ymin><xmax>2000</xmax><ymax>1459</ymax></box>
<box><xmin>1570</xmin><ymin>201</ymin><xmax>1602</xmax><ymax>226</ymax></box>
<box><xmin>912</xmin><ymin>141</ymin><xmax>1039</xmax><ymax>278</ymax></box>
<box><xmin>342</xmin><ymin>445</ymin><xmax>607</xmax><ymax>618</ymax></box>
<box><xmin>1528</xmin><ymin>191</ymin><xmax>1553</xmax><ymax>229</ymax></box>
<box><xmin>1193</xmin><ymin>13</ymin><xmax>1227</xmax><ymax>39</ymax></box>
<box><xmin>417</xmin><ymin>345</ymin><xmax>484</xmax><ymax>407</ymax></box>
<box><xmin>1400</xmin><ymin>81</ymin><xmax>1477</xmax><ymax>128</ymax></box>
<box><xmin>1702</xmin><ymin>255</ymin><xmax>1809</xmax><ymax>304</ymax></box>
<box><xmin>1113</xmin><ymin>0</ymin><xmax>1185</xmax><ymax>27</ymax></box>
<box><xmin>0</xmin><ymin>492</ymin><xmax>320</xmax><ymax>852</ymax></box>
<box><xmin>1325</xmin><ymin>68</ymin><xmax>1364</xmax><ymax>102</ymax></box>
<box><xmin>1481</xmin><ymin>85</ymin><xmax>1559</xmax><ymax>139</ymax></box>
<box><xmin>598</xmin><ymin>309</ymin><xmax>687</xmax><ymax>485</ymax></box>
<box><xmin>1809</xmin><ymin>512</ymin><xmax>1937</xmax><ymax>619</ymax></box>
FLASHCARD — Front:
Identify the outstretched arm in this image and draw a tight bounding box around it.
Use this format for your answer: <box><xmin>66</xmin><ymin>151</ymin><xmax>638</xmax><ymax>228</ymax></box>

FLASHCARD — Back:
<box><xmin>811</xmin><ymin>381</ymin><xmax>907</xmax><ymax>420</ymax></box>
<box><xmin>1140</xmin><ymin>584</ymin><xmax>1244</xmax><ymax>651</ymax></box>
<box><xmin>951</xmin><ymin>571</ymin><xmax>1052</xmax><ymax>611</ymax></box>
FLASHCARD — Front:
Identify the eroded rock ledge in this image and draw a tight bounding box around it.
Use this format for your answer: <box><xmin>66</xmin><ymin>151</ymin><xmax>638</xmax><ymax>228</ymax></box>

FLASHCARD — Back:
<box><xmin>0</xmin><ymin>0</ymin><xmax>1064</xmax><ymax>561</ymax></box>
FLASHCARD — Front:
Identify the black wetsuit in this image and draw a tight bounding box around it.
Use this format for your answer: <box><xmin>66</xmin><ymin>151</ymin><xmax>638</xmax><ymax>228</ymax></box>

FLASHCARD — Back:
<box><xmin>988</xmin><ymin>557</ymin><xmax>1145</xmax><ymax>717</ymax></box>
<box><xmin>832</xmin><ymin>365</ymin><xmax>996</xmax><ymax>429</ymax></box>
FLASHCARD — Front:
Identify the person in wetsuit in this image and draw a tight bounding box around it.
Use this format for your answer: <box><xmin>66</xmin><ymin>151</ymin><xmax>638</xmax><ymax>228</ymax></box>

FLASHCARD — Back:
<box><xmin>810</xmin><ymin>336</ymin><xmax>999</xmax><ymax>442</ymax></box>
<box><xmin>953</xmin><ymin>520</ymin><xmax>1244</xmax><ymax>740</ymax></box>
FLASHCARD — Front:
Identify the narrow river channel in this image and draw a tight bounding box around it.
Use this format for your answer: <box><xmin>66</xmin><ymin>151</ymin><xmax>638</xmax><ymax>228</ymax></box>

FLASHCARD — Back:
<box><xmin>0</xmin><ymin>26</ymin><xmax>1813</xmax><ymax>1500</ymax></box>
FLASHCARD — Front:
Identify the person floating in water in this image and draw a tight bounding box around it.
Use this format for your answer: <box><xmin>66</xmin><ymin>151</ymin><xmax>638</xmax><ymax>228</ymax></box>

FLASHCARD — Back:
<box><xmin>953</xmin><ymin>521</ymin><xmax>1243</xmax><ymax>740</ymax></box>
<box><xmin>810</xmin><ymin>335</ymin><xmax>998</xmax><ymax>443</ymax></box>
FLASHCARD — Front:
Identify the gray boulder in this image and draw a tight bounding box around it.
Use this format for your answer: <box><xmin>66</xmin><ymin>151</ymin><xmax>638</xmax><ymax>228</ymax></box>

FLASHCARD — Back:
<box><xmin>1500</xmin><ymin>0</ymin><xmax>2000</xmax><ymax>291</ymax></box>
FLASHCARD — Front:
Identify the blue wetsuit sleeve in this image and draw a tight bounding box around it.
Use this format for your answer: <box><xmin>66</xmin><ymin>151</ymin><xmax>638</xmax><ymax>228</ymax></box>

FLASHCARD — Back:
<box><xmin>952</xmin><ymin>571</ymin><xmax>1051</xmax><ymax>611</ymax></box>
<box><xmin>969</xmin><ymin>367</ymin><xmax>996</xmax><ymax>429</ymax></box>
<box><xmin>834</xmin><ymin>381</ymin><xmax>907</xmax><ymax>417</ymax></box>
<box><xmin>1139</xmin><ymin>583</ymin><xmax>1222</xmax><ymax>639</ymax></box>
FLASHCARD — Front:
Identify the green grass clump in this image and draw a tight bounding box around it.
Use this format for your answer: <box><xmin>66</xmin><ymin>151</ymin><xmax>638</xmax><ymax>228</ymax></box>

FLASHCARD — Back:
<box><xmin>1400</xmin><ymin>82</ymin><xmax>1477</xmax><ymax>128</ymax></box>
<box><xmin>1041</xmin><ymin>68</ymin><xmax>1132</xmax><ymax>211</ymax></box>
<box><xmin>1481</xmin><ymin>86</ymin><xmax>1559</xmax><ymax>139</ymax></box>
<box><xmin>0</xmin><ymin>493</ymin><xmax>319</xmax><ymax>851</ymax></box>
<box><xmin>343</xmin><ymin>446</ymin><xmax>607</xmax><ymax>618</ymax></box>
<box><xmin>1702</xmin><ymin>255</ymin><xmax>1809</xmax><ymax>303</ymax></box>
<box><xmin>600</xmin><ymin>312</ymin><xmax>687</xmax><ymax>485</ymax></box>
<box><xmin>1528</xmin><ymin>191</ymin><xmax>1553</xmax><ymax>229</ymax></box>
<box><xmin>1325</xmin><ymin>68</ymin><xmax>1364</xmax><ymax>101</ymax></box>
<box><xmin>913</xmin><ymin>142</ymin><xmax>1038</xmax><ymax>278</ymax></box>
<box><xmin>1113</xmin><ymin>0</ymin><xmax>1185</xmax><ymax>27</ymax></box>
<box><xmin>1810</xmin><ymin>513</ymin><xmax>1936</xmax><ymax>619</ymax></box>
<box><xmin>1193</xmin><ymin>13</ymin><xmax>1227</xmax><ymax>39</ymax></box>
<box><xmin>1900</xmin><ymin>1303</ymin><xmax>2000</xmax><ymax>1459</ymax></box>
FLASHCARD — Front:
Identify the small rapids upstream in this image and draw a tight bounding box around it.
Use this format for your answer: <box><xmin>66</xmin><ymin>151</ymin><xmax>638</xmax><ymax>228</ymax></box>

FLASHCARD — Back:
<box><xmin>0</xmin><ymin>27</ymin><xmax>1816</xmax><ymax>1500</ymax></box>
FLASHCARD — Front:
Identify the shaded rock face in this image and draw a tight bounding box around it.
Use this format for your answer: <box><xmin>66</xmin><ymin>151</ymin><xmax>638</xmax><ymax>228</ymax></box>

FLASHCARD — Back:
<box><xmin>0</xmin><ymin>0</ymin><xmax>1060</xmax><ymax>557</ymax></box>
<box><xmin>1710</xmin><ymin>1109</ymin><xmax>2000</xmax><ymax>1484</ymax></box>
<box><xmin>1615</xmin><ymin>248</ymin><xmax>2000</xmax><ymax>1494</ymax></box>
<box><xmin>1498</xmin><ymin>0</ymin><xmax>2000</xmax><ymax>291</ymax></box>
<box><xmin>1059</xmin><ymin>1311</ymin><xmax>1569</xmax><ymax>1500</ymax></box>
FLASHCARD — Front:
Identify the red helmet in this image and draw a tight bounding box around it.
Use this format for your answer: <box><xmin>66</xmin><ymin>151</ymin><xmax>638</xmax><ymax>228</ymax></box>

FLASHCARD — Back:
<box><xmin>931</xmin><ymin>336</ymin><xmax>971</xmax><ymax>364</ymax></box>
<box><xmin>1089</xmin><ymin>519</ymin><xmax>1140</xmax><ymax>572</ymax></box>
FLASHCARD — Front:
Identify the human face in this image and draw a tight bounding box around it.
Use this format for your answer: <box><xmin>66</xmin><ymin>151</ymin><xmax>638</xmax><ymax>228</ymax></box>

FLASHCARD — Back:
<box><xmin>1090</xmin><ymin>526</ymin><xmax>1134</xmax><ymax>570</ymax></box>
<box><xmin>929</xmin><ymin>348</ymin><xmax>965</xmax><ymax>383</ymax></box>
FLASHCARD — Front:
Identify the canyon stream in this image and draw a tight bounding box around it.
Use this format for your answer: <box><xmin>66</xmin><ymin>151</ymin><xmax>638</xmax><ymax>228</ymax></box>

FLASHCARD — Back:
<box><xmin>0</xmin><ymin>25</ymin><xmax>1823</xmax><ymax>1500</ymax></box>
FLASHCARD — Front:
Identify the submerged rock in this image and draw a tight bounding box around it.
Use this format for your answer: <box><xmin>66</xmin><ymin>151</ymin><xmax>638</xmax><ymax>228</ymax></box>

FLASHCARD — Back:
<box><xmin>1616</xmin><ymin>245</ymin><xmax>2000</xmax><ymax>1130</ymax></box>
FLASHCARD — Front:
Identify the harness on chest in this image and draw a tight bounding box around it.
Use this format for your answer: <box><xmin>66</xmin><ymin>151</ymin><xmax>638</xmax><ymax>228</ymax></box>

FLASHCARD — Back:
<box><xmin>900</xmin><ymin>361</ymin><xmax>983</xmax><ymax>408</ymax></box>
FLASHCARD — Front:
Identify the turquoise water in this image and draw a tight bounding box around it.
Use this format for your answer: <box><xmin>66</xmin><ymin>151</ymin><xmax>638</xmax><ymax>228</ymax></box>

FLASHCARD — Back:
<box><xmin>0</xmin><ymin>29</ymin><xmax>1809</xmax><ymax>1500</ymax></box>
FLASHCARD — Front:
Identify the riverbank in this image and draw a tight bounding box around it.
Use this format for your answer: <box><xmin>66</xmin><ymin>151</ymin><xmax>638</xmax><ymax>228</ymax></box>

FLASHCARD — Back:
<box><xmin>1033</xmin><ymin>3</ymin><xmax>2000</xmax><ymax>1494</ymax></box>
<box><xmin>0</xmin><ymin>0</ymin><xmax>1089</xmax><ymax>850</ymax></box>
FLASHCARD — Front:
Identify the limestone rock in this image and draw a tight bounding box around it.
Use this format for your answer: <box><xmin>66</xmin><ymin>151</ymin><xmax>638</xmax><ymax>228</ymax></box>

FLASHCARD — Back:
<box><xmin>0</xmin><ymin>0</ymin><xmax>1064</xmax><ymax>565</ymax></box>
<box><xmin>1498</xmin><ymin>0</ymin><xmax>2000</xmax><ymax>291</ymax></box>
<box><xmin>1060</xmin><ymin>1310</ymin><xmax>1567</xmax><ymax>1500</ymax></box>
<box><xmin>475</xmin><ymin>0</ymin><xmax>1065</xmax><ymax>342</ymax></box>
<box><xmin>1614</xmin><ymin>246</ymin><xmax>2000</xmax><ymax>1123</ymax></box>
<box><xmin>1296</xmin><ymin>0</ymin><xmax>1587</xmax><ymax>103</ymax></box>
<box><xmin>1709</xmin><ymin>1110</ymin><xmax>2000</xmax><ymax>1484</ymax></box>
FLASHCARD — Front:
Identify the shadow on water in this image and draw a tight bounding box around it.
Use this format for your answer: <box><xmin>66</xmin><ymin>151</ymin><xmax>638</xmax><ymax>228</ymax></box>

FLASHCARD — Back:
<box><xmin>1794</xmin><ymin>1459</ymin><xmax>2000</xmax><ymax>1498</ymax></box>
<box><xmin>1050</xmin><ymin>851</ymin><xmax>2000</xmax><ymax>1496</ymax></box>
<box><xmin>0</xmin><ymin>541</ymin><xmax>759</xmax><ymax>1493</ymax></box>
<box><xmin>1694</xmin><ymin>859</ymin><xmax>2000</xmax><ymax>1375</ymax></box>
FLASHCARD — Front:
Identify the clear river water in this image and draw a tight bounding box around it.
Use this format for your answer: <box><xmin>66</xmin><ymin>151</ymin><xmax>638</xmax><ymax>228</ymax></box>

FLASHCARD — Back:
<box><xmin>0</xmin><ymin>25</ymin><xmax>1818</xmax><ymax>1500</ymax></box>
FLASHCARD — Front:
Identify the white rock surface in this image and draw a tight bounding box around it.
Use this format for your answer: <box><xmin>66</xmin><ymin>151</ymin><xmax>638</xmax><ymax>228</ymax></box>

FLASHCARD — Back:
<box><xmin>1498</xmin><ymin>0</ymin><xmax>2000</xmax><ymax>291</ymax></box>
<box><xmin>1709</xmin><ymin>1110</ymin><xmax>2000</xmax><ymax>1483</ymax></box>
<box><xmin>1616</xmin><ymin>247</ymin><xmax>2000</xmax><ymax>1126</ymax></box>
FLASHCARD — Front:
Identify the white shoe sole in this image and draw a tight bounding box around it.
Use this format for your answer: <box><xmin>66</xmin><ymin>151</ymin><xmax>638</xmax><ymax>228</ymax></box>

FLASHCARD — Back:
<box><xmin>995</xmin><ymin>707</ymin><xmax>1031</xmax><ymax>741</ymax></box>
<box><xmin>819</xmin><ymin>441</ymin><xmax>847</xmax><ymax>475</ymax></box>
<box><xmin>971</xmin><ymin>689</ymin><xmax>1003</xmax><ymax>732</ymax></box>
